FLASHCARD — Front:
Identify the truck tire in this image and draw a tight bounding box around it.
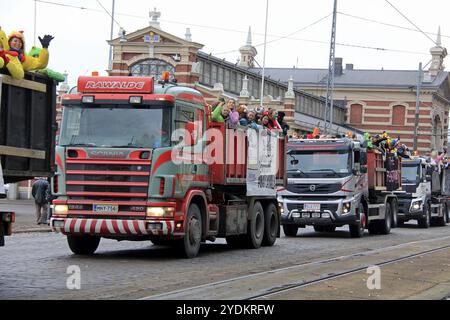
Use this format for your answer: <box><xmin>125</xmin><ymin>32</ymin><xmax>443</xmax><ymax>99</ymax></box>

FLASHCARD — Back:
<box><xmin>349</xmin><ymin>206</ymin><xmax>366</xmax><ymax>238</ymax></box>
<box><xmin>67</xmin><ymin>235</ymin><xmax>100</xmax><ymax>255</ymax></box>
<box><xmin>0</xmin><ymin>221</ymin><xmax>5</xmax><ymax>247</ymax></box>
<box><xmin>418</xmin><ymin>203</ymin><xmax>431</xmax><ymax>229</ymax></box>
<box><xmin>283</xmin><ymin>225</ymin><xmax>299</xmax><ymax>237</ymax></box>
<box><xmin>243</xmin><ymin>201</ymin><xmax>265</xmax><ymax>249</ymax></box>
<box><xmin>391</xmin><ymin>200</ymin><xmax>399</xmax><ymax>228</ymax></box>
<box><xmin>435</xmin><ymin>203</ymin><xmax>448</xmax><ymax>227</ymax></box>
<box><xmin>177</xmin><ymin>204</ymin><xmax>202</xmax><ymax>258</ymax></box>
<box><xmin>378</xmin><ymin>202</ymin><xmax>392</xmax><ymax>235</ymax></box>
<box><xmin>262</xmin><ymin>203</ymin><xmax>278</xmax><ymax>247</ymax></box>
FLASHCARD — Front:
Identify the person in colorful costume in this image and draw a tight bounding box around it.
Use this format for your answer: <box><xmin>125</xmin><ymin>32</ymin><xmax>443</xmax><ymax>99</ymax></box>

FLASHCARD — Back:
<box><xmin>8</xmin><ymin>30</ymin><xmax>53</xmax><ymax>72</ymax></box>
<box><xmin>0</xmin><ymin>27</ymin><xmax>24</xmax><ymax>79</ymax></box>
<box><xmin>28</xmin><ymin>46</ymin><xmax>65</xmax><ymax>82</ymax></box>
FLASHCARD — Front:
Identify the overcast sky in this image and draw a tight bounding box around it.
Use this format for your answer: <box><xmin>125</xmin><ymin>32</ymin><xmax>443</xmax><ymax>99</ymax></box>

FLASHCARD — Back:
<box><xmin>3</xmin><ymin>0</ymin><xmax>450</xmax><ymax>88</ymax></box>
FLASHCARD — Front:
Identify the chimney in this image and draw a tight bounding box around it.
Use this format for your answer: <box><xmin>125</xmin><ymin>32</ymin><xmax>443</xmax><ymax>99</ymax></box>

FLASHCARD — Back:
<box><xmin>334</xmin><ymin>58</ymin><xmax>343</xmax><ymax>76</ymax></box>
<box><xmin>346</xmin><ymin>64</ymin><xmax>354</xmax><ymax>71</ymax></box>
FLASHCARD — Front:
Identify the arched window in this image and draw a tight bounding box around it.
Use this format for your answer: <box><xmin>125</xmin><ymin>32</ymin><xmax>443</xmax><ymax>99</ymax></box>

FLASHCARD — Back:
<box><xmin>350</xmin><ymin>104</ymin><xmax>363</xmax><ymax>124</ymax></box>
<box><xmin>130</xmin><ymin>59</ymin><xmax>175</xmax><ymax>80</ymax></box>
<box><xmin>392</xmin><ymin>105</ymin><xmax>406</xmax><ymax>125</ymax></box>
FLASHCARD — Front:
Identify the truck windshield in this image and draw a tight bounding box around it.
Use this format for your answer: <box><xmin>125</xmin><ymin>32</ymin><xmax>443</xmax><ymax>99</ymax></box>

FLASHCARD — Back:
<box><xmin>402</xmin><ymin>165</ymin><xmax>420</xmax><ymax>184</ymax></box>
<box><xmin>287</xmin><ymin>150</ymin><xmax>351</xmax><ymax>177</ymax></box>
<box><xmin>59</xmin><ymin>105</ymin><xmax>171</xmax><ymax>148</ymax></box>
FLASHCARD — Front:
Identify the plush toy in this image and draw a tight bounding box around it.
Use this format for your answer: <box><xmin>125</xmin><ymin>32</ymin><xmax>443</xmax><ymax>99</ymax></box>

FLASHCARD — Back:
<box><xmin>8</xmin><ymin>30</ymin><xmax>53</xmax><ymax>72</ymax></box>
<box><xmin>0</xmin><ymin>27</ymin><xmax>24</xmax><ymax>79</ymax></box>
<box><xmin>364</xmin><ymin>132</ymin><xmax>374</xmax><ymax>149</ymax></box>
<box><xmin>28</xmin><ymin>46</ymin><xmax>65</xmax><ymax>82</ymax></box>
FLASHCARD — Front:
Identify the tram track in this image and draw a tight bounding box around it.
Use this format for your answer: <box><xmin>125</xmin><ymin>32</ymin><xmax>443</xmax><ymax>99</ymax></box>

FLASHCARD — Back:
<box><xmin>140</xmin><ymin>235</ymin><xmax>450</xmax><ymax>300</ymax></box>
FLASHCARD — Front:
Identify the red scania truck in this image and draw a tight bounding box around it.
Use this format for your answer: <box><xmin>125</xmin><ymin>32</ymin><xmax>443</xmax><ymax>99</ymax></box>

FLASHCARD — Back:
<box><xmin>51</xmin><ymin>75</ymin><xmax>286</xmax><ymax>258</ymax></box>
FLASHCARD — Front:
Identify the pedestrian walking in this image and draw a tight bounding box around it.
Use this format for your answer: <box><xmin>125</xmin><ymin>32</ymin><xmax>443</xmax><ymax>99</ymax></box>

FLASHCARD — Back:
<box><xmin>31</xmin><ymin>178</ymin><xmax>50</xmax><ymax>225</ymax></box>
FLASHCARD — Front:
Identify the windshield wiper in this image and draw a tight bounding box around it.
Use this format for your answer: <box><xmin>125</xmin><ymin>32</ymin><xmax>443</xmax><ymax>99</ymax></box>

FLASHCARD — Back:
<box><xmin>310</xmin><ymin>169</ymin><xmax>340</xmax><ymax>177</ymax></box>
<box><xmin>286</xmin><ymin>169</ymin><xmax>307</xmax><ymax>176</ymax></box>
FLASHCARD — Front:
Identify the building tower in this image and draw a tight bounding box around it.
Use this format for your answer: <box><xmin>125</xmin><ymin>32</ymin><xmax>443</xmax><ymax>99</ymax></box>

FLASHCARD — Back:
<box><xmin>429</xmin><ymin>26</ymin><xmax>448</xmax><ymax>77</ymax></box>
<box><xmin>239</xmin><ymin>27</ymin><xmax>257</xmax><ymax>68</ymax></box>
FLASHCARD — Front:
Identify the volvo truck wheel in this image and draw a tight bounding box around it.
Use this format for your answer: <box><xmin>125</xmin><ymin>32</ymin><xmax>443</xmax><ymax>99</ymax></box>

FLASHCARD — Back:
<box><xmin>435</xmin><ymin>203</ymin><xmax>448</xmax><ymax>227</ymax></box>
<box><xmin>391</xmin><ymin>200</ymin><xmax>399</xmax><ymax>228</ymax></box>
<box><xmin>262</xmin><ymin>203</ymin><xmax>278</xmax><ymax>247</ymax></box>
<box><xmin>283</xmin><ymin>225</ymin><xmax>299</xmax><ymax>237</ymax></box>
<box><xmin>67</xmin><ymin>235</ymin><xmax>100</xmax><ymax>255</ymax></box>
<box><xmin>379</xmin><ymin>202</ymin><xmax>392</xmax><ymax>235</ymax></box>
<box><xmin>177</xmin><ymin>204</ymin><xmax>202</xmax><ymax>258</ymax></box>
<box><xmin>418</xmin><ymin>204</ymin><xmax>431</xmax><ymax>229</ymax></box>
<box><xmin>244</xmin><ymin>202</ymin><xmax>265</xmax><ymax>249</ymax></box>
<box><xmin>349</xmin><ymin>206</ymin><xmax>366</xmax><ymax>238</ymax></box>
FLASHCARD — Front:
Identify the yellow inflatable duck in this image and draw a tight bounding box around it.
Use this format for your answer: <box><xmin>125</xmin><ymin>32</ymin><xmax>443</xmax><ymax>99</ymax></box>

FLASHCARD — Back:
<box><xmin>8</xmin><ymin>30</ymin><xmax>53</xmax><ymax>72</ymax></box>
<box><xmin>0</xmin><ymin>27</ymin><xmax>24</xmax><ymax>80</ymax></box>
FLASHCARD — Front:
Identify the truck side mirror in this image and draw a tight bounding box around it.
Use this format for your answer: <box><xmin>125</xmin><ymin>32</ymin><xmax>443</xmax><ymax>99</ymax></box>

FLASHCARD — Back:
<box><xmin>360</xmin><ymin>152</ymin><xmax>367</xmax><ymax>166</ymax></box>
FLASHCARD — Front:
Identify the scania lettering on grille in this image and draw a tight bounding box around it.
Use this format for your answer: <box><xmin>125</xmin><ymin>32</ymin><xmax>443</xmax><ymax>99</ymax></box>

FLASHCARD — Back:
<box><xmin>88</xmin><ymin>150</ymin><xmax>129</xmax><ymax>158</ymax></box>
<box><xmin>85</xmin><ymin>81</ymin><xmax>145</xmax><ymax>90</ymax></box>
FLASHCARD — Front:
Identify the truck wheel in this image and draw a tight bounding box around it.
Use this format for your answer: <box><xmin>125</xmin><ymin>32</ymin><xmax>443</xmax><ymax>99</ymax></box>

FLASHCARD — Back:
<box><xmin>177</xmin><ymin>204</ymin><xmax>202</xmax><ymax>258</ymax></box>
<box><xmin>244</xmin><ymin>202</ymin><xmax>265</xmax><ymax>249</ymax></box>
<box><xmin>391</xmin><ymin>201</ymin><xmax>399</xmax><ymax>228</ymax></box>
<box><xmin>435</xmin><ymin>203</ymin><xmax>448</xmax><ymax>227</ymax></box>
<box><xmin>418</xmin><ymin>204</ymin><xmax>431</xmax><ymax>229</ymax></box>
<box><xmin>378</xmin><ymin>202</ymin><xmax>392</xmax><ymax>235</ymax></box>
<box><xmin>283</xmin><ymin>225</ymin><xmax>299</xmax><ymax>237</ymax></box>
<box><xmin>262</xmin><ymin>203</ymin><xmax>278</xmax><ymax>247</ymax></box>
<box><xmin>67</xmin><ymin>235</ymin><xmax>100</xmax><ymax>255</ymax></box>
<box><xmin>0</xmin><ymin>222</ymin><xmax>5</xmax><ymax>247</ymax></box>
<box><xmin>349</xmin><ymin>206</ymin><xmax>366</xmax><ymax>238</ymax></box>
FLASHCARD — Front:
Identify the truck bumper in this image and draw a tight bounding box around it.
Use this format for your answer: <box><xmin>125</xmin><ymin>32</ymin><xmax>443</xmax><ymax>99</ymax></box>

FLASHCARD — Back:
<box><xmin>51</xmin><ymin>217</ymin><xmax>175</xmax><ymax>237</ymax></box>
<box><xmin>280</xmin><ymin>198</ymin><xmax>358</xmax><ymax>226</ymax></box>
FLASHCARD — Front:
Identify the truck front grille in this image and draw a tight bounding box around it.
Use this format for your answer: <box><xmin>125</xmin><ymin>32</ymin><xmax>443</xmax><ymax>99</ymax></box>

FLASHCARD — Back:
<box><xmin>65</xmin><ymin>159</ymin><xmax>151</xmax><ymax>214</ymax></box>
<box><xmin>287</xmin><ymin>183</ymin><xmax>341</xmax><ymax>194</ymax></box>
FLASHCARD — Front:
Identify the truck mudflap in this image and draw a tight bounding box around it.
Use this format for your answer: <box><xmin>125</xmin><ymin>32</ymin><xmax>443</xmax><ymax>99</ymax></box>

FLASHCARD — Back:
<box><xmin>51</xmin><ymin>218</ymin><xmax>174</xmax><ymax>237</ymax></box>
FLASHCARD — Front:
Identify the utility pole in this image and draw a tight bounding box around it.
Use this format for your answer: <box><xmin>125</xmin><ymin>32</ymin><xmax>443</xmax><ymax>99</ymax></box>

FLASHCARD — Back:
<box><xmin>260</xmin><ymin>0</ymin><xmax>269</xmax><ymax>106</ymax></box>
<box><xmin>323</xmin><ymin>0</ymin><xmax>337</xmax><ymax>134</ymax></box>
<box><xmin>413</xmin><ymin>62</ymin><xmax>423</xmax><ymax>152</ymax></box>
<box><xmin>108</xmin><ymin>0</ymin><xmax>116</xmax><ymax>71</ymax></box>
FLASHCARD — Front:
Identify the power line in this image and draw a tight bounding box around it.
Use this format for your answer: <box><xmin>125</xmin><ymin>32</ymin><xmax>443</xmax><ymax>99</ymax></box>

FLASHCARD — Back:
<box><xmin>384</xmin><ymin>0</ymin><xmax>437</xmax><ymax>45</ymax></box>
<box><xmin>32</xmin><ymin>0</ymin><xmax>430</xmax><ymax>57</ymax></box>
<box><xmin>339</xmin><ymin>11</ymin><xmax>450</xmax><ymax>40</ymax></box>
<box><xmin>96</xmin><ymin>0</ymin><xmax>123</xmax><ymax>30</ymax></box>
<box><xmin>214</xmin><ymin>13</ymin><xmax>332</xmax><ymax>55</ymax></box>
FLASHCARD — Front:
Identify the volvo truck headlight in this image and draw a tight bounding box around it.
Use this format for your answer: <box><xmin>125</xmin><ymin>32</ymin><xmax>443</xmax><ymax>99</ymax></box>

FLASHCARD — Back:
<box><xmin>411</xmin><ymin>200</ymin><xmax>422</xmax><ymax>212</ymax></box>
<box><xmin>342</xmin><ymin>202</ymin><xmax>351</xmax><ymax>214</ymax></box>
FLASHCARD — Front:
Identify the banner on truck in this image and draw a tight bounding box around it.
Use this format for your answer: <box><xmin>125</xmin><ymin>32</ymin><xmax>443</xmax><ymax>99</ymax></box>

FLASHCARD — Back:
<box><xmin>247</xmin><ymin>129</ymin><xmax>278</xmax><ymax>197</ymax></box>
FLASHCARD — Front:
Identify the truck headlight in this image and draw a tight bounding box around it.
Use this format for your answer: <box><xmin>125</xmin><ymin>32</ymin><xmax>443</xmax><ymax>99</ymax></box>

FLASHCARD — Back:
<box><xmin>278</xmin><ymin>201</ymin><xmax>285</xmax><ymax>215</ymax></box>
<box><xmin>411</xmin><ymin>201</ymin><xmax>422</xmax><ymax>211</ymax></box>
<box><xmin>146</xmin><ymin>207</ymin><xmax>175</xmax><ymax>218</ymax></box>
<box><xmin>54</xmin><ymin>205</ymin><xmax>68</xmax><ymax>216</ymax></box>
<box><xmin>342</xmin><ymin>202</ymin><xmax>351</xmax><ymax>214</ymax></box>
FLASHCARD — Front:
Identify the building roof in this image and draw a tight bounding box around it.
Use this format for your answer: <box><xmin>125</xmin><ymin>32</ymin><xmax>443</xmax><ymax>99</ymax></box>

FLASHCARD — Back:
<box><xmin>249</xmin><ymin>67</ymin><xmax>449</xmax><ymax>89</ymax></box>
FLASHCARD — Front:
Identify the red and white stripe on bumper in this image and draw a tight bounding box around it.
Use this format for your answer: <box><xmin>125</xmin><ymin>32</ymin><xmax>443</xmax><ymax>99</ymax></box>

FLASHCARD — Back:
<box><xmin>51</xmin><ymin>218</ymin><xmax>174</xmax><ymax>236</ymax></box>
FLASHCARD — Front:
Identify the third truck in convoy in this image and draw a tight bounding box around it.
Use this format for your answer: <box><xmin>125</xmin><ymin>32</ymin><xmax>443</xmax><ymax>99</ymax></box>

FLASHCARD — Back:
<box><xmin>278</xmin><ymin>138</ymin><xmax>401</xmax><ymax>238</ymax></box>
<box><xmin>396</xmin><ymin>156</ymin><xmax>449</xmax><ymax>227</ymax></box>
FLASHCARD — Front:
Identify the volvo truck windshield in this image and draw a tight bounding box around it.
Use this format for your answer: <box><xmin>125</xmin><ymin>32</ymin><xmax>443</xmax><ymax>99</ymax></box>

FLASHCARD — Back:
<box><xmin>287</xmin><ymin>150</ymin><xmax>352</xmax><ymax>178</ymax></box>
